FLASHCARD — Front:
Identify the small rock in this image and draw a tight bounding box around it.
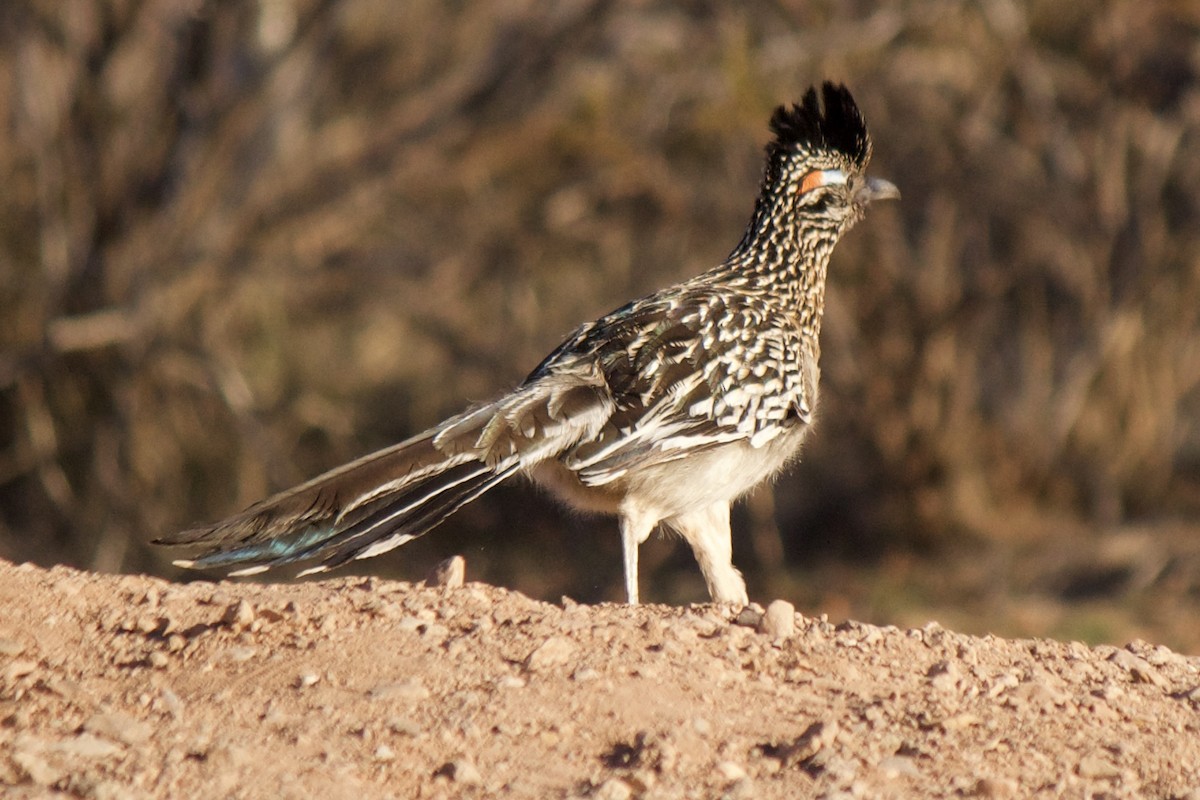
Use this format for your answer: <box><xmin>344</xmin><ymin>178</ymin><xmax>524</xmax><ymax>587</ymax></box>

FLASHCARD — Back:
<box><xmin>374</xmin><ymin>744</ymin><xmax>396</xmax><ymax>761</ymax></box>
<box><xmin>387</xmin><ymin>716</ymin><xmax>422</xmax><ymax>736</ymax></box>
<box><xmin>3</xmin><ymin>659</ymin><xmax>37</xmax><ymax>682</ymax></box>
<box><xmin>425</xmin><ymin>555</ymin><xmax>466</xmax><ymax>589</ymax></box>
<box><xmin>85</xmin><ymin>711</ymin><xmax>152</xmax><ymax>745</ymax></box>
<box><xmin>368</xmin><ymin>680</ymin><xmax>430</xmax><ymax>701</ymax></box>
<box><xmin>148</xmin><ymin>651</ymin><xmax>169</xmax><ymax>669</ymax></box>
<box><xmin>941</xmin><ymin>712</ymin><xmax>981</xmax><ymax>731</ymax></box>
<box><xmin>57</xmin><ymin>732</ymin><xmax>122</xmax><ymax>758</ymax></box>
<box><xmin>1007</xmin><ymin>676</ymin><xmax>1067</xmax><ymax>711</ymax></box>
<box><xmin>1144</xmin><ymin>644</ymin><xmax>1188</xmax><ymax>668</ymax></box>
<box><xmin>766</xmin><ymin>720</ymin><xmax>835</xmax><ymax>766</ymax></box>
<box><xmin>437</xmin><ymin>758</ymin><xmax>482</xmax><ymax>785</ymax></box>
<box><xmin>986</xmin><ymin>672</ymin><xmax>1020</xmax><ymax>698</ymax></box>
<box><xmin>723</xmin><ymin>777</ymin><xmax>756</xmax><ymax>799</ymax></box>
<box><xmin>223</xmin><ymin>599</ymin><xmax>255</xmax><ymax>629</ymax></box>
<box><xmin>594</xmin><ymin>778</ymin><xmax>633</xmax><ymax>800</ymax></box>
<box><xmin>226</xmin><ymin>646</ymin><xmax>256</xmax><ymax>663</ymax></box>
<box><xmin>1077</xmin><ymin>752</ymin><xmax>1120</xmax><ymax>779</ymax></box>
<box><xmin>734</xmin><ymin>606</ymin><xmax>764</xmax><ymax>628</ymax></box>
<box><xmin>12</xmin><ymin>750</ymin><xmax>64</xmax><ymax>786</ymax></box>
<box><xmin>0</xmin><ymin>637</ymin><xmax>25</xmax><ymax>656</ymax></box>
<box><xmin>927</xmin><ymin>660</ymin><xmax>960</xmax><ymax>692</ymax></box>
<box><xmin>1108</xmin><ymin>649</ymin><xmax>1164</xmax><ymax>687</ymax></box>
<box><xmin>296</xmin><ymin>671</ymin><xmax>321</xmax><ymax>688</ymax></box>
<box><xmin>878</xmin><ymin>755</ymin><xmax>919</xmax><ymax>778</ymax></box>
<box><xmin>572</xmin><ymin>666</ymin><xmax>600</xmax><ymax>682</ymax></box>
<box><xmin>420</xmin><ymin>623</ymin><xmax>450</xmax><ymax>641</ymax></box>
<box><xmin>758</xmin><ymin>599</ymin><xmax>796</xmax><ymax>640</ymax></box>
<box><xmin>141</xmin><ymin>587</ymin><xmax>161</xmax><ymax>608</ymax></box>
<box><xmin>160</xmin><ymin>688</ymin><xmax>184</xmax><ymax>719</ymax></box>
<box><xmin>525</xmin><ymin>636</ymin><xmax>576</xmax><ymax>672</ymax></box>
<box><xmin>969</xmin><ymin>777</ymin><xmax>1018</xmax><ymax>798</ymax></box>
<box><xmin>715</xmin><ymin>761</ymin><xmax>746</xmax><ymax>781</ymax></box>
<box><xmin>5</xmin><ymin>705</ymin><xmax>32</xmax><ymax>730</ymax></box>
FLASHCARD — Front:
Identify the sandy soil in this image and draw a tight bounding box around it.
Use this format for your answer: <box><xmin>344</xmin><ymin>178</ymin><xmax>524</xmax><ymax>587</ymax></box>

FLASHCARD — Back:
<box><xmin>2</xmin><ymin>557</ymin><xmax>1199</xmax><ymax>800</ymax></box>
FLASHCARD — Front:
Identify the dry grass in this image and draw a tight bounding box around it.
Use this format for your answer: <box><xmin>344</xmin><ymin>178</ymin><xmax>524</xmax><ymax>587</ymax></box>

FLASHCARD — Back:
<box><xmin>2</xmin><ymin>0</ymin><xmax>1199</xmax><ymax>641</ymax></box>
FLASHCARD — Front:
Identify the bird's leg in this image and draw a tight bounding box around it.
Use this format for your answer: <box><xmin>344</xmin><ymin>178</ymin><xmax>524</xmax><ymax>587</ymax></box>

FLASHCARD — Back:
<box><xmin>618</xmin><ymin>509</ymin><xmax>657</xmax><ymax>604</ymax></box>
<box><xmin>669</xmin><ymin>502</ymin><xmax>748</xmax><ymax>606</ymax></box>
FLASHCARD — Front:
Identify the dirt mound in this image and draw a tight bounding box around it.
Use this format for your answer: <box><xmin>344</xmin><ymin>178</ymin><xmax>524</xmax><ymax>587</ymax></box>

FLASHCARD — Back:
<box><xmin>2</xmin><ymin>558</ymin><xmax>1198</xmax><ymax>799</ymax></box>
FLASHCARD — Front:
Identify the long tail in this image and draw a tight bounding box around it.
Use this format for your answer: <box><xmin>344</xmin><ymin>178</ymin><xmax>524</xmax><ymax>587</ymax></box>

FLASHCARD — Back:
<box><xmin>157</xmin><ymin>368</ymin><xmax>614</xmax><ymax>577</ymax></box>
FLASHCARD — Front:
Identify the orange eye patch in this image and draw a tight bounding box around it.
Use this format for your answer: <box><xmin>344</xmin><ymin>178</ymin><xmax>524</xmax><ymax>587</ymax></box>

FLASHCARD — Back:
<box><xmin>800</xmin><ymin>171</ymin><xmax>825</xmax><ymax>194</ymax></box>
<box><xmin>798</xmin><ymin>169</ymin><xmax>847</xmax><ymax>195</ymax></box>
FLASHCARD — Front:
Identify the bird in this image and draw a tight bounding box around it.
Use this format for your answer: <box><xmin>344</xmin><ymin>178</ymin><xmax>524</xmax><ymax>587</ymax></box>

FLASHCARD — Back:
<box><xmin>156</xmin><ymin>82</ymin><xmax>898</xmax><ymax>605</ymax></box>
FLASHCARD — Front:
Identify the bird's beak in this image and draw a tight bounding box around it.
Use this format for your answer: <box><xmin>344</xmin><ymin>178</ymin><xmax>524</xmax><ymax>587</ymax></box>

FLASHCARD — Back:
<box><xmin>856</xmin><ymin>176</ymin><xmax>900</xmax><ymax>204</ymax></box>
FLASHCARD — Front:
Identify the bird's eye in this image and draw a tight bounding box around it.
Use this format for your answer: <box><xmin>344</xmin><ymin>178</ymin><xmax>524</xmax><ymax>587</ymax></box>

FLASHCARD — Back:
<box><xmin>798</xmin><ymin>169</ymin><xmax>848</xmax><ymax>196</ymax></box>
<box><xmin>805</xmin><ymin>195</ymin><xmax>831</xmax><ymax>214</ymax></box>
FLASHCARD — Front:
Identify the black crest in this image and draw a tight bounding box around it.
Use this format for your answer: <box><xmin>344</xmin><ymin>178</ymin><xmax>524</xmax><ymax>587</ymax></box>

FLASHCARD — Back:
<box><xmin>766</xmin><ymin>82</ymin><xmax>871</xmax><ymax>172</ymax></box>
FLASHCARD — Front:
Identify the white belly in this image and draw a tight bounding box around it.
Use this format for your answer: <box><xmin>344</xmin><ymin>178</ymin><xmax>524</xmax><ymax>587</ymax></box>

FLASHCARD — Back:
<box><xmin>527</xmin><ymin>425</ymin><xmax>809</xmax><ymax>520</ymax></box>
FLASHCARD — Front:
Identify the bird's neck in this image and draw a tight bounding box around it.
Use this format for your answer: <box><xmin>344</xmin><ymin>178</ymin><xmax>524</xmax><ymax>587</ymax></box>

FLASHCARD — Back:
<box><xmin>723</xmin><ymin>217</ymin><xmax>835</xmax><ymax>340</ymax></box>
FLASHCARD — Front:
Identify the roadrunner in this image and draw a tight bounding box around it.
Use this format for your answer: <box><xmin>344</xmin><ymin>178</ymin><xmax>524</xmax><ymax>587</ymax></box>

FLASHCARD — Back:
<box><xmin>158</xmin><ymin>82</ymin><xmax>898</xmax><ymax>604</ymax></box>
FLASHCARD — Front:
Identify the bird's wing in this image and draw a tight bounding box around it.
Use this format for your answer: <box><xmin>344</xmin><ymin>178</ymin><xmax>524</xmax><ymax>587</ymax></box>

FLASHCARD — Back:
<box><xmin>534</xmin><ymin>288</ymin><xmax>816</xmax><ymax>486</ymax></box>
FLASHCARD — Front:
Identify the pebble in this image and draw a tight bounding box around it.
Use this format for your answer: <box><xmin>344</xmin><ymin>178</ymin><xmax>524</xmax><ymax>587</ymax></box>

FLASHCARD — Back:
<box><xmin>986</xmin><ymin>672</ymin><xmax>1020</xmax><ymax>698</ymax></box>
<box><xmin>421</xmin><ymin>623</ymin><xmax>450</xmax><ymax>641</ymax></box>
<box><xmin>572</xmin><ymin>666</ymin><xmax>600</xmax><ymax>682</ymax></box>
<box><xmin>734</xmin><ymin>606</ymin><xmax>764</xmax><ymax>628</ymax></box>
<box><xmin>723</xmin><ymin>777</ymin><xmax>756</xmax><ymax>799</ymax></box>
<box><xmin>1108</xmin><ymin>649</ymin><xmax>1164</xmax><ymax>687</ymax></box>
<box><xmin>57</xmin><ymin>732</ymin><xmax>123</xmax><ymax>758</ymax></box>
<box><xmin>715</xmin><ymin>761</ymin><xmax>746</xmax><ymax>781</ymax></box>
<box><xmin>0</xmin><ymin>637</ymin><xmax>25</xmax><ymax>656</ymax></box>
<box><xmin>160</xmin><ymin>688</ymin><xmax>184</xmax><ymax>719</ymax></box>
<box><xmin>3</xmin><ymin>659</ymin><xmax>37</xmax><ymax>682</ymax></box>
<box><xmin>1143</xmin><ymin>643</ymin><xmax>1188</xmax><ymax>668</ymax></box>
<box><xmin>296</xmin><ymin>671</ymin><xmax>321</xmax><ymax>688</ymax></box>
<box><xmin>969</xmin><ymin>777</ymin><xmax>1018</xmax><ymax>797</ymax></box>
<box><xmin>594</xmin><ymin>778</ymin><xmax>633</xmax><ymax>800</ymax></box>
<box><xmin>368</xmin><ymin>680</ymin><xmax>430</xmax><ymax>701</ymax></box>
<box><xmin>928</xmin><ymin>660</ymin><xmax>961</xmax><ymax>692</ymax></box>
<box><xmin>12</xmin><ymin>749</ymin><xmax>64</xmax><ymax>786</ymax></box>
<box><xmin>374</xmin><ymin>744</ymin><xmax>396</xmax><ymax>761</ymax></box>
<box><xmin>223</xmin><ymin>599</ymin><xmax>256</xmax><ymax>630</ymax></box>
<box><xmin>426</xmin><ymin>555</ymin><xmax>466</xmax><ymax>589</ymax></box>
<box><xmin>387</xmin><ymin>716</ymin><xmax>422</xmax><ymax>736</ymax></box>
<box><xmin>438</xmin><ymin>757</ymin><xmax>483</xmax><ymax>785</ymax></box>
<box><xmin>758</xmin><ymin>600</ymin><xmax>796</xmax><ymax>640</ymax></box>
<box><xmin>941</xmin><ymin>712</ymin><xmax>981</xmax><ymax>731</ymax></box>
<box><xmin>85</xmin><ymin>711</ymin><xmax>152</xmax><ymax>745</ymax></box>
<box><xmin>1077</xmin><ymin>752</ymin><xmax>1121</xmax><ymax>779</ymax></box>
<box><xmin>525</xmin><ymin>636</ymin><xmax>576</xmax><ymax>672</ymax></box>
<box><xmin>878</xmin><ymin>755</ymin><xmax>920</xmax><ymax>778</ymax></box>
<box><xmin>226</xmin><ymin>646</ymin><xmax>257</xmax><ymax>663</ymax></box>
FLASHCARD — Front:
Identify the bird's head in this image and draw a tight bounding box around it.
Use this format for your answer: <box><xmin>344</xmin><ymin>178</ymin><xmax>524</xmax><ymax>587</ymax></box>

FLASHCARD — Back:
<box><xmin>761</xmin><ymin>82</ymin><xmax>898</xmax><ymax>232</ymax></box>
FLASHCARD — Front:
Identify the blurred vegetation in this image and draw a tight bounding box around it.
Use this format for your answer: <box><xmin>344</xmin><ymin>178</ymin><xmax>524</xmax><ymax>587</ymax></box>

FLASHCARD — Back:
<box><xmin>2</xmin><ymin>0</ymin><xmax>1199</xmax><ymax>650</ymax></box>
